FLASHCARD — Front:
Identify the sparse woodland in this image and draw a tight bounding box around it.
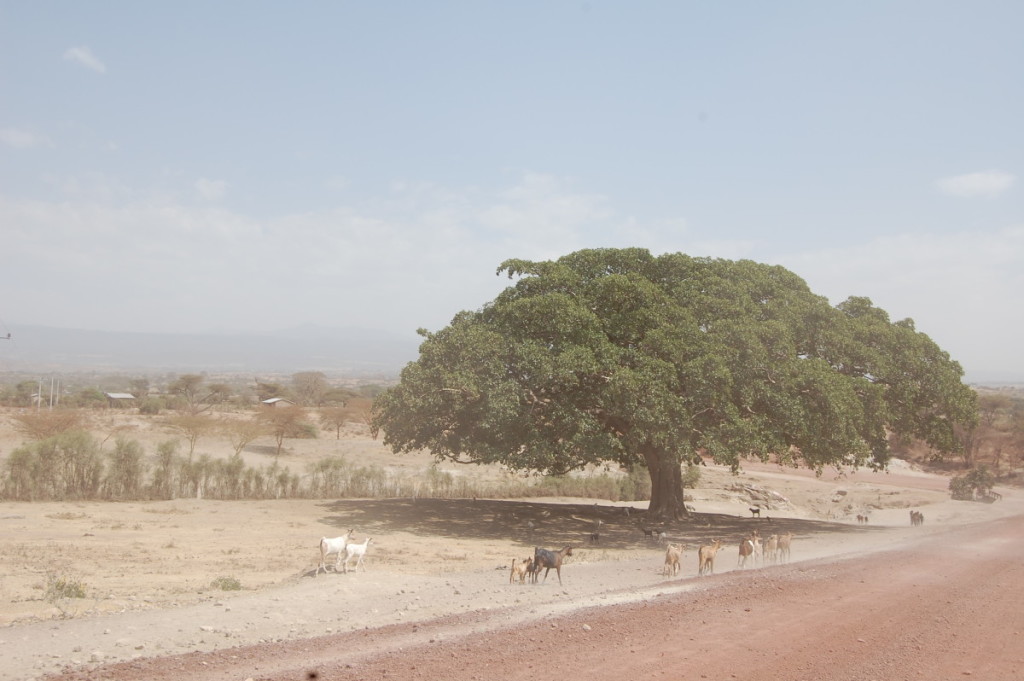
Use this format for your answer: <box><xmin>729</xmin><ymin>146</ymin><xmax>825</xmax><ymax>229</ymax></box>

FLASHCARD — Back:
<box><xmin>0</xmin><ymin>372</ymin><xmax>655</xmax><ymax>502</ymax></box>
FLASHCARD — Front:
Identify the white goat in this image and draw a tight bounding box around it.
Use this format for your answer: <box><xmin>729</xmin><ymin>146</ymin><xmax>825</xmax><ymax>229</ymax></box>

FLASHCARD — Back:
<box><xmin>316</xmin><ymin>529</ymin><xmax>354</xmax><ymax>576</ymax></box>
<box><xmin>342</xmin><ymin>537</ymin><xmax>374</xmax><ymax>573</ymax></box>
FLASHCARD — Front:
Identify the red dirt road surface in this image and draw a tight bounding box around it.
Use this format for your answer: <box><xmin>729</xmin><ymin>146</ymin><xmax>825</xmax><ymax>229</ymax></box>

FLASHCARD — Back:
<box><xmin>49</xmin><ymin>512</ymin><xmax>1024</xmax><ymax>681</ymax></box>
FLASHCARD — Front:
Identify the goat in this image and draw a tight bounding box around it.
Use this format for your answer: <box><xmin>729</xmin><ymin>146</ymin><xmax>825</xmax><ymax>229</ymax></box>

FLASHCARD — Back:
<box><xmin>640</xmin><ymin>525</ymin><xmax>654</xmax><ymax>539</ymax></box>
<box><xmin>663</xmin><ymin>543</ymin><xmax>684</xmax><ymax>577</ymax></box>
<box><xmin>749</xmin><ymin>506</ymin><xmax>761</xmax><ymax>518</ymax></box>
<box><xmin>341</xmin><ymin>537</ymin><xmax>373</xmax><ymax>573</ymax></box>
<box><xmin>762</xmin><ymin>533</ymin><xmax>779</xmax><ymax>565</ymax></box>
<box><xmin>533</xmin><ymin>545</ymin><xmax>573</xmax><ymax>585</ymax></box>
<box><xmin>525</xmin><ymin>554</ymin><xmax>540</xmax><ymax>583</ymax></box>
<box><xmin>510</xmin><ymin>556</ymin><xmax>534</xmax><ymax>584</ymax></box>
<box><xmin>697</xmin><ymin>539</ymin><xmax>722</xmax><ymax>576</ymax></box>
<box><xmin>777</xmin><ymin>532</ymin><xmax>793</xmax><ymax>563</ymax></box>
<box><xmin>316</xmin><ymin>529</ymin><xmax>354</xmax><ymax>576</ymax></box>
<box><xmin>737</xmin><ymin>530</ymin><xmax>759</xmax><ymax>569</ymax></box>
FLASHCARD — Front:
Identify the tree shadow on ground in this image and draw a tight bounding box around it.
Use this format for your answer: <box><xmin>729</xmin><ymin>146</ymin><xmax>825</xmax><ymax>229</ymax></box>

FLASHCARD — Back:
<box><xmin>315</xmin><ymin>497</ymin><xmax>887</xmax><ymax>553</ymax></box>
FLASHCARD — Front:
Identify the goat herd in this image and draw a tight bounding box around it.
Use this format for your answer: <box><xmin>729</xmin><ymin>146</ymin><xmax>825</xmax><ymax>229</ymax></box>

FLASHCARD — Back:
<box><xmin>314</xmin><ymin>508</ymin><xmax>927</xmax><ymax>583</ymax></box>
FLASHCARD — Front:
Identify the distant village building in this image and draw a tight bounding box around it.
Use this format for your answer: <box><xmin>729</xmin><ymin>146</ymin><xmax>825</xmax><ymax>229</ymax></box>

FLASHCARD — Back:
<box><xmin>261</xmin><ymin>397</ymin><xmax>295</xmax><ymax>408</ymax></box>
<box><xmin>105</xmin><ymin>392</ymin><xmax>136</xmax><ymax>408</ymax></box>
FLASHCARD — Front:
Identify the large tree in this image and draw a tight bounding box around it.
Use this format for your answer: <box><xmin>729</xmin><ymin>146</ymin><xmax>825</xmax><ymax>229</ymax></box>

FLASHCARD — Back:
<box><xmin>372</xmin><ymin>249</ymin><xmax>977</xmax><ymax>519</ymax></box>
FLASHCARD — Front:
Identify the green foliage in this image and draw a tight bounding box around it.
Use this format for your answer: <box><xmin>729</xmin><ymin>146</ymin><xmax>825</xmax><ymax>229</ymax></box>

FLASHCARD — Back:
<box><xmin>2</xmin><ymin>431</ymin><xmax>104</xmax><ymax>500</ymax></box>
<box><xmin>138</xmin><ymin>397</ymin><xmax>163</xmax><ymax>415</ymax></box>
<box><xmin>949</xmin><ymin>465</ymin><xmax>997</xmax><ymax>501</ymax></box>
<box><xmin>72</xmin><ymin>388</ymin><xmax>107</xmax><ymax>409</ymax></box>
<box><xmin>149</xmin><ymin>439</ymin><xmax>180</xmax><ymax>500</ymax></box>
<box><xmin>374</xmin><ymin>248</ymin><xmax>978</xmax><ymax>519</ymax></box>
<box><xmin>288</xmin><ymin>422</ymin><xmax>319</xmax><ymax>439</ymax></box>
<box><xmin>45</xmin><ymin>573</ymin><xmax>88</xmax><ymax>601</ymax></box>
<box><xmin>681</xmin><ymin>463</ymin><xmax>702</xmax><ymax>489</ymax></box>
<box><xmin>210</xmin><ymin>576</ymin><xmax>242</xmax><ymax>591</ymax></box>
<box><xmin>104</xmin><ymin>437</ymin><xmax>148</xmax><ymax>499</ymax></box>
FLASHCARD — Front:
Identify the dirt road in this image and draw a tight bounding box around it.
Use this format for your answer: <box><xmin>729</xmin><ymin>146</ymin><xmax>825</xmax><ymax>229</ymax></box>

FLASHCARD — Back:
<box><xmin>42</xmin><ymin>510</ymin><xmax>1024</xmax><ymax>681</ymax></box>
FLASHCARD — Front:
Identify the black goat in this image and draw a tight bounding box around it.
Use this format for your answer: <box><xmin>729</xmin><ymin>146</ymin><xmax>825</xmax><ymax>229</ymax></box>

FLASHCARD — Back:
<box><xmin>533</xmin><ymin>545</ymin><xmax>573</xmax><ymax>585</ymax></box>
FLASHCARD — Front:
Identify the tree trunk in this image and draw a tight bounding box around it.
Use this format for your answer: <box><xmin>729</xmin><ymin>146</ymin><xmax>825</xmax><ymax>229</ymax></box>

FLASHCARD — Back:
<box><xmin>642</xmin><ymin>445</ymin><xmax>688</xmax><ymax>521</ymax></box>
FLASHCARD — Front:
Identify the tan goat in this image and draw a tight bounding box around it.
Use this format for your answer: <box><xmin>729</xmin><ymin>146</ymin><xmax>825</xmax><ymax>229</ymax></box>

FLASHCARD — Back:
<box><xmin>777</xmin><ymin>532</ymin><xmax>793</xmax><ymax>563</ymax></box>
<box><xmin>663</xmin><ymin>543</ymin><xmax>684</xmax><ymax>577</ymax></box>
<box><xmin>697</xmin><ymin>539</ymin><xmax>723</xmax><ymax>576</ymax></box>
<box><xmin>762</xmin><ymin>533</ymin><xmax>779</xmax><ymax>565</ymax></box>
<box><xmin>510</xmin><ymin>556</ymin><xmax>534</xmax><ymax>584</ymax></box>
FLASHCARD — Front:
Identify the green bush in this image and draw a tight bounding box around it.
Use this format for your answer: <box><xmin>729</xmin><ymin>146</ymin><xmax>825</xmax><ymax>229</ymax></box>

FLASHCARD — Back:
<box><xmin>45</xmin><ymin>573</ymin><xmax>87</xmax><ymax>601</ymax></box>
<box><xmin>949</xmin><ymin>465</ymin><xmax>996</xmax><ymax>501</ymax></box>
<box><xmin>210</xmin><ymin>576</ymin><xmax>242</xmax><ymax>591</ymax></box>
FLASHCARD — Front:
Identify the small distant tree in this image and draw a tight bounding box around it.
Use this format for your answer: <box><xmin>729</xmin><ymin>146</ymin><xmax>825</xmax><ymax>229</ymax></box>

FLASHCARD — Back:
<box><xmin>221</xmin><ymin>417</ymin><xmax>267</xmax><ymax>456</ymax></box>
<box><xmin>168</xmin><ymin>374</ymin><xmax>231</xmax><ymax>414</ymax></box>
<box><xmin>345</xmin><ymin>397</ymin><xmax>375</xmax><ymax>435</ymax></box>
<box><xmin>74</xmin><ymin>388</ymin><xmax>108</xmax><ymax>409</ymax></box>
<box><xmin>320</xmin><ymin>406</ymin><xmax>349</xmax><ymax>439</ymax></box>
<box><xmin>322</xmin><ymin>387</ymin><xmax>357</xmax><ymax>406</ymax></box>
<box><xmin>11</xmin><ymin>381</ymin><xmax>38</xmax><ymax>408</ymax></box>
<box><xmin>128</xmin><ymin>377</ymin><xmax>150</xmax><ymax>399</ymax></box>
<box><xmin>949</xmin><ymin>465</ymin><xmax>997</xmax><ymax>501</ymax></box>
<box><xmin>292</xmin><ymin>372</ymin><xmax>329</xmax><ymax>407</ymax></box>
<box><xmin>254</xmin><ymin>380</ymin><xmax>286</xmax><ymax>403</ymax></box>
<box><xmin>259</xmin><ymin>406</ymin><xmax>311</xmax><ymax>456</ymax></box>
<box><xmin>164</xmin><ymin>413</ymin><xmax>216</xmax><ymax>456</ymax></box>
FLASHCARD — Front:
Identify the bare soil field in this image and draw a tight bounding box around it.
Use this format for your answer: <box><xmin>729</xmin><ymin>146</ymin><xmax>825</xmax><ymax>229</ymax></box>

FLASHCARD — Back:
<box><xmin>1</xmin><ymin>414</ymin><xmax>1021</xmax><ymax>680</ymax></box>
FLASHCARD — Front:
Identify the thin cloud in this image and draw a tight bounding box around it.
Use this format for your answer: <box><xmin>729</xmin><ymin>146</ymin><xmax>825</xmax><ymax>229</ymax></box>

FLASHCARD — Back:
<box><xmin>935</xmin><ymin>171</ymin><xmax>1015</xmax><ymax>199</ymax></box>
<box><xmin>3</xmin><ymin>176</ymin><xmax>1021</xmax><ymax>381</ymax></box>
<box><xmin>63</xmin><ymin>46</ymin><xmax>107</xmax><ymax>74</ymax></box>
<box><xmin>781</xmin><ymin>226</ymin><xmax>1024</xmax><ymax>381</ymax></box>
<box><xmin>0</xmin><ymin>128</ymin><xmax>51</xmax><ymax>149</ymax></box>
<box><xmin>195</xmin><ymin>178</ymin><xmax>227</xmax><ymax>200</ymax></box>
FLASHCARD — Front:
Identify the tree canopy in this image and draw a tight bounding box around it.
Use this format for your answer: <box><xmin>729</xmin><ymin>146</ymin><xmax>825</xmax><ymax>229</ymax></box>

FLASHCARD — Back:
<box><xmin>372</xmin><ymin>248</ymin><xmax>977</xmax><ymax>519</ymax></box>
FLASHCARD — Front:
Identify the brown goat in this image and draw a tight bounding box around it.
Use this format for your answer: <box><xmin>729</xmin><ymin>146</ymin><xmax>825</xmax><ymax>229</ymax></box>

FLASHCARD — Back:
<box><xmin>534</xmin><ymin>546</ymin><xmax>573</xmax><ymax>585</ymax></box>
<box><xmin>509</xmin><ymin>557</ymin><xmax>534</xmax><ymax>584</ymax></box>
<box><xmin>663</xmin><ymin>543</ymin><xmax>684</xmax><ymax>577</ymax></box>
<box><xmin>737</xmin><ymin>530</ymin><xmax>759</xmax><ymax>569</ymax></box>
<box><xmin>697</xmin><ymin>539</ymin><xmax>722</xmax><ymax>576</ymax></box>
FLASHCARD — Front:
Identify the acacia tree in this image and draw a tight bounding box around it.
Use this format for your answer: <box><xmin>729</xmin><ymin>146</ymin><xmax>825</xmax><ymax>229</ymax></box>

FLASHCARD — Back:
<box><xmin>11</xmin><ymin>410</ymin><xmax>85</xmax><ymax>441</ymax></box>
<box><xmin>373</xmin><ymin>249</ymin><xmax>977</xmax><ymax>520</ymax></box>
<box><xmin>259</xmin><ymin>406</ymin><xmax>310</xmax><ymax>456</ymax></box>
<box><xmin>168</xmin><ymin>374</ymin><xmax>231</xmax><ymax>415</ymax></box>
<box><xmin>164</xmin><ymin>413</ymin><xmax>216</xmax><ymax>457</ymax></box>
<box><xmin>292</xmin><ymin>372</ymin><xmax>329</xmax><ymax>406</ymax></box>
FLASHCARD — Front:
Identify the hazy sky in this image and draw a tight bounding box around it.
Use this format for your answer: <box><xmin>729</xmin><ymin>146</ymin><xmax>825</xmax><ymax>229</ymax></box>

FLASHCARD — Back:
<box><xmin>1</xmin><ymin>3</ymin><xmax>1021</xmax><ymax>382</ymax></box>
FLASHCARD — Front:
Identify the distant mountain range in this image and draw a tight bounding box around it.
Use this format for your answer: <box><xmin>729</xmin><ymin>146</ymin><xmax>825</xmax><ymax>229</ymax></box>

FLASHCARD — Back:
<box><xmin>0</xmin><ymin>324</ymin><xmax>421</xmax><ymax>376</ymax></box>
<box><xmin>1</xmin><ymin>323</ymin><xmax>1017</xmax><ymax>387</ymax></box>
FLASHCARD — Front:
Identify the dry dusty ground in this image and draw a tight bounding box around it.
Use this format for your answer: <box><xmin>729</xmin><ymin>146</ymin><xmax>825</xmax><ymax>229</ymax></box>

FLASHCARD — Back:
<box><xmin>1</xmin><ymin>418</ymin><xmax>1022</xmax><ymax>680</ymax></box>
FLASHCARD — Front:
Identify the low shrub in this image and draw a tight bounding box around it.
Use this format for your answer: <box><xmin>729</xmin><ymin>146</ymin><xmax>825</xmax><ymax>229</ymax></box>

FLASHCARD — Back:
<box><xmin>210</xmin><ymin>576</ymin><xmax>243</xmax><ymax>591</ymax></box>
